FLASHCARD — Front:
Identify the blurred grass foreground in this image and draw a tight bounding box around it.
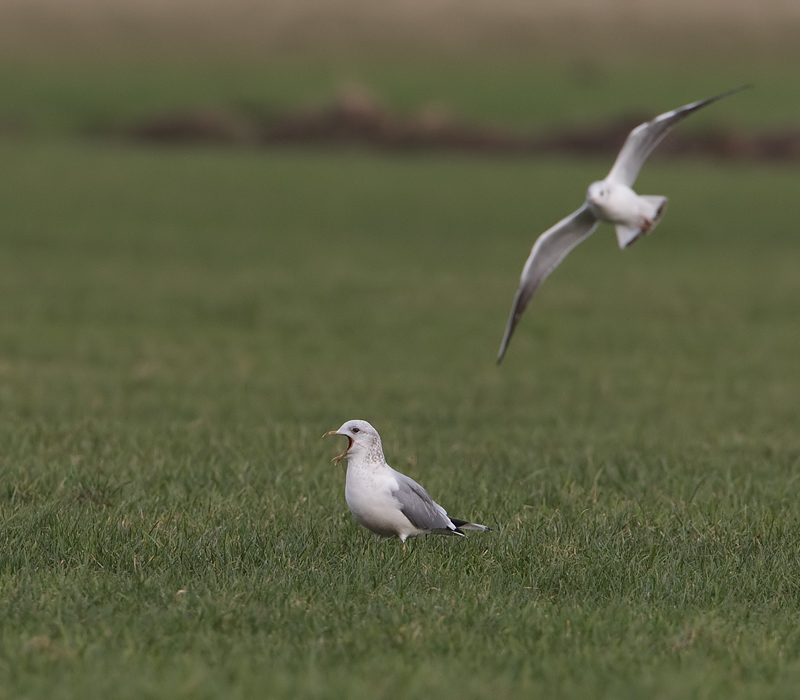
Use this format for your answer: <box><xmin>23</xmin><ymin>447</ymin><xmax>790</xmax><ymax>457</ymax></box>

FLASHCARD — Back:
<box><xmin>0</xmin><ymin>2</ymin><xmax>800</xmax><ymax>699</ymax></box>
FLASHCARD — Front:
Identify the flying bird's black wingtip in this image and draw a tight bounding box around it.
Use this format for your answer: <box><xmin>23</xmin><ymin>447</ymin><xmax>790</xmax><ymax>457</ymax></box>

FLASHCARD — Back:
<box><xmin>730</xmin><ymin>84</ymin><xmax>754</xmax><ymax>98</ymax></box>
<box><xmin>688</xmin><ymin>85</ymin><xmax>752</xmax><ymax>115</ymax></box>
<box><xmin>713</xmin><ymin>84</ymin><xmax>753</xmax><ymax>102</ymax></box>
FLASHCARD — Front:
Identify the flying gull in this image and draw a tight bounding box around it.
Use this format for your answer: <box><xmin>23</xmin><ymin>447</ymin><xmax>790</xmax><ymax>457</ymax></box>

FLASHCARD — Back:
<box><xmin>497</xmin><ymin>86</ymin><xmax>748</xmax><ymax>363</ymax></box>
<box><xmin>323</xmin><ymin>419</ymin><xmax>490</xmax><ymax>542</ymax></box>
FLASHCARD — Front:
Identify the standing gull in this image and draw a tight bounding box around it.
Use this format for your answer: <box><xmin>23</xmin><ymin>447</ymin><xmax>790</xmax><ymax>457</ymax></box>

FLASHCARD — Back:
<box><xmin>323</xmin><ymin>419</ymin><xmax>490</xmax><ymax>542</ymax></box>
<box><xmin>497</xmin><ymin>86</ymin><xmax>748</xmax><ymax>363</ymax></box>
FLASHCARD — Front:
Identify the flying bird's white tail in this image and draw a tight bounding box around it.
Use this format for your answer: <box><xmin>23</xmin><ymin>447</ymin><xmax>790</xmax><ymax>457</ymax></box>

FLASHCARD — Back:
<box><xmin>615</xmin><ymin>195</ymin><xmax>668</xmax><ymax>248</ymax></box>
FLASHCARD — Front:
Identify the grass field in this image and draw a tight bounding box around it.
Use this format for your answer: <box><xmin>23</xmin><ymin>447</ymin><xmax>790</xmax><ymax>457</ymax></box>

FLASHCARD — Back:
<box><xmin>0</xmin><ymin>57</ymin><xmax>799</xmax><ymax>698</ymax></box>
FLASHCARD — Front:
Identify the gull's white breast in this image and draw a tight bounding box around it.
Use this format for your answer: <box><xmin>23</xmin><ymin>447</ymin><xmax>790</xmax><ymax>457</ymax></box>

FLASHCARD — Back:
<box><xmin>345</xmin><ymin>464</ymin><xmax>416</xmax><ymax>539</ymax></box>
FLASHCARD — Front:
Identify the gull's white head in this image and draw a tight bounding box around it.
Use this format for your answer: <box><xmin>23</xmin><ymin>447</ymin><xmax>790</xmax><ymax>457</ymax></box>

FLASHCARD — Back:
<box><xmin>323</xmin><ymin>419</ymin><xmax>383</xmax><ymax>465</ymax></box>
<box><xmin>586</xmin><ymin>181</ymin><xmax>611</xmax><ymax>208</ymax></box>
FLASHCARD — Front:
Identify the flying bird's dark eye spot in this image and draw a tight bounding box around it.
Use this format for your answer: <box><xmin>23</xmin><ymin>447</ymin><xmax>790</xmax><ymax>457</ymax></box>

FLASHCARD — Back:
<box><xmin>351</xmin><ymin>427</ymin><xmax>360</xmax><ymax>433</ymax></box>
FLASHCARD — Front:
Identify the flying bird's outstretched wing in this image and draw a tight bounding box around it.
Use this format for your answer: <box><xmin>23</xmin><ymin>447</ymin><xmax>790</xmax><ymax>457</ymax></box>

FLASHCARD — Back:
<box><xmin>497</xmin><ymin>205</ymin><xmax>599</xmax><ymax>363</ymax></box>
<box><xmin>606</xmin><ymin>86</ymin><xmax>749</xmax><ymax>187</ymax></box>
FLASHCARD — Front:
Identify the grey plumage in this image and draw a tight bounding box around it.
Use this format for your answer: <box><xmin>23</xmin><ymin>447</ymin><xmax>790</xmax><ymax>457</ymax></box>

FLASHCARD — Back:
<box><xmin>389</xmin><ymin>468</ymin><xmax>463</xmax><ymax>535</ymax></box>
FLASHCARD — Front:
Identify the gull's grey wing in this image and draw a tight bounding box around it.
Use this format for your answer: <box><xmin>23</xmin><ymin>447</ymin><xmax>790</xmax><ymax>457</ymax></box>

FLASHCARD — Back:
<box><xmin>389</xmin><ymin>468</ymin><xmax>457</xmax><ymax>533</ymax></box>
<box><xmin>606</xmin><ymin>86</ymin><xmax>748</xmax><ymax>187</ymax></box>
<box><xmin>497</xmin><ymin>205</ymin><xmax>599</xmax><ymax>363</ymax></box>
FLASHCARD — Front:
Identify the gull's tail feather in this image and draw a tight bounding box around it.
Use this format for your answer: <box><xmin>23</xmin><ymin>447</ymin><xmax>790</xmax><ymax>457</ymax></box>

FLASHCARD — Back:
<box><xmin>450</xmin><ymin>518</ymin><xmax>491</xmax><ymax>533</ymax></box>
<box><xmin>640</xmin><ymin>195</ymin><xmax>668</xmax><ymax>231</ymax></box>
<box><xmin>616</xmin><ymin>195</ymin><xmax>667</xmax><ymax>248</ymax></box>
<box><xmin>431</xmin><ymin>528</ymin><xmax>466</xmax><ymax>538</ymax></box>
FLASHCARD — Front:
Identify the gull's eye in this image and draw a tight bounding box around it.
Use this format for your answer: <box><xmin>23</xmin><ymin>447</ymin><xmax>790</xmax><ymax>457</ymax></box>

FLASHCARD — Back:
<box><xmin>351</xmin><ymin>427</ymin><xmax>360</xmax><ymax>434</ymax></box>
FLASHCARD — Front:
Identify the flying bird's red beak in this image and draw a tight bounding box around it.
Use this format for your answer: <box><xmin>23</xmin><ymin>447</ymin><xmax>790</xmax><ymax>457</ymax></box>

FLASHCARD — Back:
<box><xmin>322</xmin><ymin>430</ymin><xmax>353</xmax><ymax>465</ymax></box>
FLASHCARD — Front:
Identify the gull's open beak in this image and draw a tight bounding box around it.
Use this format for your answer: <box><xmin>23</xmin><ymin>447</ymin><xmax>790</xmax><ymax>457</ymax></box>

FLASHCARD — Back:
<box><xmin>322</xmin><ymin>430</ymin><xmax>352</xmax><ymax>465</ymax></box>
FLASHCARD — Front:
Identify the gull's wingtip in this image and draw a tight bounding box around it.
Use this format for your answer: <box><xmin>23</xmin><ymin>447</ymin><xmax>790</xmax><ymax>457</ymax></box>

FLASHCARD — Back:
<box><xmin>496</xmin><ymin>328</ymin><xmax>513</xmax><ymax>364</ymax></box>
<box><xmin>496</xmin><ymin>346</ymin><xmax>507</xmax><ymax>365</ymax></box>
<box><xmin>721</xmin><ymin>84</ymin><xmax>752</xmax><ymax>96</ymax></box>
<box><xmin>668</xmin><ymin>85</ymin><xmax>752</xmax><ymax>122</ymax></box>
<box><xmin>701</xmin><ymin>84</ymin><xmax>753</xmax><ymax>108</ymax></box>
<box><xmin>719</xmin><ymin>84</ymin><xmax>753</xmax><ymax>101</ymax></box>
<box><xmin>497</xmin><ymin>298</ymin><xmax>523</xmax><ymax>364</ymax></box>
<box><xmin>450</xmin><ymin>518</ymin><xmax>491</xmax><ymax>533</ymax></box>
